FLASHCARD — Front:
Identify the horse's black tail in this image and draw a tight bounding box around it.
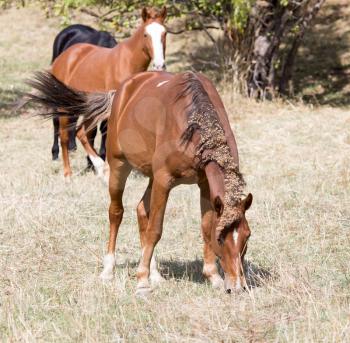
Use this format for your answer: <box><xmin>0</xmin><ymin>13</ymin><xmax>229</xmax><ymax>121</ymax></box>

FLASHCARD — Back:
<box><xmin>25</xmin><ymin>71</ymin><xmax>115</xmax><ymax>131</ymax></box>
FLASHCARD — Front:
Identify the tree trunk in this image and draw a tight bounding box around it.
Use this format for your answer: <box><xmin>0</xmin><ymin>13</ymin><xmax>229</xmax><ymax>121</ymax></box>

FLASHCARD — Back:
<box><xmin>226</xmin><ymin>0</ymin><xmax>325</xmax><ymax>98</ymax></box>
<box><xmin>279</xmin><ymin>0</ymin><xmax>326</xmax><ymax>95</ymax></box>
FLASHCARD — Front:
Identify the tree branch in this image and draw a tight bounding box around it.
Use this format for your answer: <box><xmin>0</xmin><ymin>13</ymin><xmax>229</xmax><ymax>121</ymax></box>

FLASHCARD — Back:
<box><xmin>167</xmin><ymin>25</ymin><xmax>220</xmax><ymax>35</ymax></box>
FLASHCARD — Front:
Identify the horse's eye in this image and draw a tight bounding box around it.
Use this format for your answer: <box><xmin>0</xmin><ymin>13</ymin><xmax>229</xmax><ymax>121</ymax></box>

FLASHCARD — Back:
<box><xmin>144</xmin><ymin>33</ymin><xmax>147</xmax><ymax>38</ymax></box>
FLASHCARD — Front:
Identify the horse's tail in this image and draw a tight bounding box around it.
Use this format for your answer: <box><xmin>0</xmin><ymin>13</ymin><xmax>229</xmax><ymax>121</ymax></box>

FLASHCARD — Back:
<box><xmin>25</xmin><ymin>71</ymin><xmax>115</xmax><ymax>132</ymax></box>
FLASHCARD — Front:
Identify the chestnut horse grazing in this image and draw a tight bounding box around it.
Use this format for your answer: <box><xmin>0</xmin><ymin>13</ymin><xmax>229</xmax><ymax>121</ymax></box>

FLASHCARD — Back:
<box><xmin>50</xmin><ymin>6</ymin><xmax>167</xmax><ymax>180</ymax></box>
<box><xmin>26</xmin><ymin>71</ymin><xmax>253</xmax><ymax>295</ymax></box>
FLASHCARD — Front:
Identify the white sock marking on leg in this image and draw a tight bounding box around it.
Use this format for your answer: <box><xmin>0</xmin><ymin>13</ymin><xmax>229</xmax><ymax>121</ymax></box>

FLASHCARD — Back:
<box><xmin>88</xmin><ymin>155</ymin><xmax>105</xmax><ymax>177</ymax></box>
<box><xmin>100</xmin><ymin>253</ymin><xmax>115</xmax><ymax>280</ymax></box>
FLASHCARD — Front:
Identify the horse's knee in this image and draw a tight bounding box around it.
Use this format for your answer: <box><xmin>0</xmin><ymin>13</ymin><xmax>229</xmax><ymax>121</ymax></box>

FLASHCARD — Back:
<box><xmin>137</xmin><ymin>202</ymin><xmax>147</xmax><ymax>221</ymax></box>
<box><xmin>109</xmin><ymin>203</ymin><xmax>124</xmax><ymax>219</ymax></box>
<box><xmin>146</xmin><ymin>230</ymin><xmax>162</xmax><ymax>245</ymax></box>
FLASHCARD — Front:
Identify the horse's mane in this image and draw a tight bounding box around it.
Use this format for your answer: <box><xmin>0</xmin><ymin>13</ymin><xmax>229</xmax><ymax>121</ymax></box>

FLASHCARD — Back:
<box><xmin>177</xmin><ymin>72</ymin><xmax>246</xmax><ymax>227</ymax></box>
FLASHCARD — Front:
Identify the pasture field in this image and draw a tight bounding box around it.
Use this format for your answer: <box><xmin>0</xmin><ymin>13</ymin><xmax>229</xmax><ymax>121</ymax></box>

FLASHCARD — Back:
<box><xmin>1</xmin><ymin>5</ymin><xmax>350</xmax><ymax>343</ymax></box>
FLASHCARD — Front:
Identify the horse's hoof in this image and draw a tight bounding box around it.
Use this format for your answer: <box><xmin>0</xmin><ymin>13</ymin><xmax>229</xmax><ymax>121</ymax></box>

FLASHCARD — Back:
<box><xmin>210</xmin><ymin>275</ymin><xmax>224</xmax><ymax>289</ymax></box>
<box><xmin>135</xmin><ymin>286</ymin><xmax>152</xmax><ymax>297</ymax></box>
<box><xmin>150</xmin><ymin>271</ymin><xmax>165</xmax><ymax>286</ymax></box>
<box><xmin>64</xmin><ymin>175</ymin><xmax>72</xmax><ymax>183</ymax></box>
<box><xmin>52</xmin><ymin>155</ymin><xmax>59</xmax><ymax>161</ymax></box>
<box><xmin>68</xmin><ymin>144</ymin><xmax>77</xmax><ymax>152</ymax></box>
<box><xmin>100</xmin><ymin>254</ymin><xmax>115</xmax><ymax>281</ymax></box>
<box><xmin>98</xmin><ymin>172</ymin><xmax>109</xmax><ymax>186</ymax></box>
<box><xmin>100</xmin><ymin>270</ymin><xmax>114</xmax><ymax>281</ymax></box>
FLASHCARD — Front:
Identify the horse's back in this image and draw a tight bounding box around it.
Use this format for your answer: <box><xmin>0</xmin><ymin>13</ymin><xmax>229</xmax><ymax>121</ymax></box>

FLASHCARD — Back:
<box><xmin>52</xmin><ymin>24</ymin><xmax>97</xmax><ymax>62</ymax></box>
<box><xmin>51</xmin><ymin>24</ymin><xmax>116</xmax><ymax>66</ymax></box>
<box><xmin>51</xmin><ymin>43</ymin><xmax>114</xmax><ymax>91</ymax></box>
<box><xmin>95</xmin><ymin>31</ymin><xmax>117</xmax><ymax>48</ymax></box>
<box><xmin>108</xmin><ymin>72</ymin><xmax>195</xmax><ymax>175</ymax></box>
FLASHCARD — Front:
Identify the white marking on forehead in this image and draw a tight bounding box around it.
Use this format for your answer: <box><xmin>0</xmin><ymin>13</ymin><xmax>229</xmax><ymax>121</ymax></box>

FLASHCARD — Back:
<box><xmin>145</xmin><ymin>22</ymin><xmax>166</xmax><ymax>69</ymax></box>
<box><xmin>233</xmin><ymin>230</ymin><xmax>239</xmax><ymax>244</ymax></box>
<box><xmin>156</xmin><ymin>80</ymin><xmax>169</xmax><ymax>87</ymax></box>
<box><xmin>145</xmin><ymin>22</ymin><xmax>166</xmax><ymax>35</ymax></box>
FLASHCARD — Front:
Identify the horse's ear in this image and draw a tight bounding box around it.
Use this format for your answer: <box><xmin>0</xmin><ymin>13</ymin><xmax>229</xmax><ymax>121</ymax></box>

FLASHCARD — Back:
<box><xmin>214</xmin><ymin>196</ymin><xmax>224</xmax><ymax>217</ymax></box>
<box><xmin>160</xmin><ymin>6</ymin><xmax>167</xmax><ymax>21</ymax></box>
<box><xmin>141</xmin><ymin>7</ymin><xmax>148</xmax><ymax>22</ymax></box>
<box><xmin>242</xmin><ymin>193</ymin><xmax>253</xmax><ymax>211</ymax></box>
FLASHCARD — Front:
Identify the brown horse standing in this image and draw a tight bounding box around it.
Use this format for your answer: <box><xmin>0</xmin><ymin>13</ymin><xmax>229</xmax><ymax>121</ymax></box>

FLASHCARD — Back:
<box><xmin>26</xmin><ymin>70</ymin><xmax>253</xmax><ymax>295</ymax></box>
<box><xmin>50</xmin><ymin>7</ymin><xmax>167</xmax><ymax>180</ymax></box>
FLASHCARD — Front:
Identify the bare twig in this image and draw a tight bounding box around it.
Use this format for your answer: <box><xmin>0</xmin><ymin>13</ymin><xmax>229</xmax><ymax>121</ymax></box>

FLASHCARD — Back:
<box><xmin>167</xmin><ymin>25</ymin><xmax>220</xmax><ymax>35</ymax></box>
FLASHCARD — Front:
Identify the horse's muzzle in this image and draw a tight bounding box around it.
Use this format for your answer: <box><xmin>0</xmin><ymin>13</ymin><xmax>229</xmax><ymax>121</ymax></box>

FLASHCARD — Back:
<box><xmin>152</xmin><ymin>63</ymin><xmax>166</xmax><ymax>71</ymax></box>
<box><xmin>224</xmin><ymin>275</ymin><xmax>244</xmax><ymax>294</ymax></box>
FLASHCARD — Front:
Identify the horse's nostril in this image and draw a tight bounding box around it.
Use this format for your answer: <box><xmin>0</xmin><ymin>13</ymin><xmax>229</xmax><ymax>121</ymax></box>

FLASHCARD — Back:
<box><xmin>226</xmin><ymin>288</ymin><xmax>232</xmax><ymax>294</ymax></box>
<box><xmin>152</xmin><ymin>65</ymin><xmax>164</xmax><ymax>71</ymax></box>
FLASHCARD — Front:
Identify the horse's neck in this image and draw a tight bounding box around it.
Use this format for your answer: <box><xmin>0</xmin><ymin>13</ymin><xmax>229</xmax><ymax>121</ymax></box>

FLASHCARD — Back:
<box><xmin>204</xmin><ymin>162</ymin><xmax>225</xmax><ymax>202</ymax></box>
<box><xmin>116</xmin><ymin>25</ymin><xmax>151</xmax><ymax>72</ymax></box>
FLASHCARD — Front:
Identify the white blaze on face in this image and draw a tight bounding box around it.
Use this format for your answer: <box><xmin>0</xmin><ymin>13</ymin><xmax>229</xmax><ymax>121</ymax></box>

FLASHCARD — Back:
<box><xmin>145</xmin><ymin>22</ymin><xmax>166</xmax><ymax>70</ymax></box>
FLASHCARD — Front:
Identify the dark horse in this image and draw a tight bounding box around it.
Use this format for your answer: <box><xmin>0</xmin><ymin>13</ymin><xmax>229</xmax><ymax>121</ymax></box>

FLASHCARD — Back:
<box><xmin>51</xmin><ymin>24</ymin><xmax>117</xmax><ymax>164</ymax></box>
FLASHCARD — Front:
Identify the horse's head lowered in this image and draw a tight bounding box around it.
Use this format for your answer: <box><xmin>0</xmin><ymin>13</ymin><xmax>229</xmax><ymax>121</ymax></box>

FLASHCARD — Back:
<box><xmin>141</xmin><ymin>6</ymin><xmax>167</xmax><ymax>71</ymax></box>
<box><xmin>177</xmin><ymin>72</ymin><xmax>254</xmax><ymax>293</ymax></box>
<box><xmin>211</xmin><ymin>193</ymin><xmax>253</xmax><ymax>293</ymax></box>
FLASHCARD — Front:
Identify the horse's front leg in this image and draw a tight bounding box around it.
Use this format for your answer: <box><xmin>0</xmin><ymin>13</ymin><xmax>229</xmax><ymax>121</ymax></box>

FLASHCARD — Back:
<box><xmin>136</xmin><ymin>175</ymin><xmax>170</xmax><ymax>295</ymax></box>
<box><xmin>100</xmin><ymin>158</ymin><xmax>131</xmax><ymax>280</ymax></box>
<box><xmin>52</xmin><ymin>115</ymin><xmax>60</xmax><ymax>160</ymax></box>
<box><xmin>199</xmin><ymin>181</ymin><xmax>224</xmax><ymax>289</ymax></box>
<box><xmin>99</xmin><ymin>119</ymin><xmax>108</xmax><ymax>161</ymax></box>
<box><xmin>68</xmin><ymin>115</ymin><xmax>78</xmax><ymax>152</ymax></box>
<box><xmin>85</xmin><ymin>123</ymin><xmax>97</xmax><ymax>171</ymax></box>
<box><xmin>59</xmin><ymin>116</ymin><xmax>72</xmax><ymax>179</ymax></box>
<box><xmin>136</xmin><ymin>179</ymin><xmax>164</xmax><ymax>287</ymax></box>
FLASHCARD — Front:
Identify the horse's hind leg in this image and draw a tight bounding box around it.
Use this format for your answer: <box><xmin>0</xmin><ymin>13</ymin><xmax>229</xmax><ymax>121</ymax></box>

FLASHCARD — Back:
<box><xmin>59</xmin><ymin>116</ymin><xmax>73</xmax><ymax>179</ymax></box>
<box><xmin>136</xmin><ymin>173</ymin><xmax>171</xmax><ymax>295</ymax></box>
<box><xmin>199</xmin><ymin>181</ymin><xmax>224</xmax><ymax>289</ymax></box>
<box><xmin>68</xmin><ymin>115</ymin><xmax>77</xmax><ymax>152</ymax></box>
<box><xmin>85</xmin><ymin>124</ymin><xmax>97</xmax><ymax>171</ymax></box>
<box><xmin>76</xmin><ymin>125</ymin><xmax>106</xmax><ymax>181</ymax></box>
<box><xmin>99</xmin><ymin>120</ymin><xmax>108</xmax><ymax>161</ymax></box>
<box><xmin>100</xmin><ymin>158</ymin><xmax>131</xmax><ymax>280</ymax></box>
<box><xmin>136</xmin><ymin>179</ymin><xmax>164</xmax><ymax>286</ymax></box>
<box><xmin>52</xmin><ymin>115</ymin><xmax>59</xmax><ymax>160</ymax></box>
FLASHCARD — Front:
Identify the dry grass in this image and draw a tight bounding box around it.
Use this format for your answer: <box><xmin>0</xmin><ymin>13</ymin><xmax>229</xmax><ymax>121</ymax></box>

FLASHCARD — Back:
<box><xmin>1</xmin><ymin>6</ymin><xmax>350</xmax><ymax>343</ymax></box>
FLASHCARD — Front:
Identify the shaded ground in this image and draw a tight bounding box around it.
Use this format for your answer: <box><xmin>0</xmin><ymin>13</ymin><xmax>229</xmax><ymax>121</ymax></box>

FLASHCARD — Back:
<box><xmin>295</xmin><ymin>0</ymin><xmax>350</xmax><ymax>105</ymax></box>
